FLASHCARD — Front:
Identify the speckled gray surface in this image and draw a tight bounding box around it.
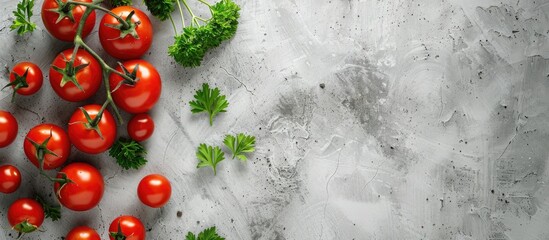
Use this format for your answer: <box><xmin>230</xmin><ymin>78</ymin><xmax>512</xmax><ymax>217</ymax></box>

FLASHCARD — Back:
<box><xmin>1</xmin><ymin>0</ymin><xmax>549</xmax><ymax>239</ymax></box>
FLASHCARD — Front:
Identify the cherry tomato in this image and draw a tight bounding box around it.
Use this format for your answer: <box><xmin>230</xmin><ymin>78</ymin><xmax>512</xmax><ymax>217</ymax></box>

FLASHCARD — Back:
<box><xmin>68</xmin><ymin>104</ymin><xmax>116</xmax><ymax>154</ymax></box>
<box><xmin>50</xmin><ymin>48</ymin><xmax>102</xmax><ymax>102</ymax></box>
<box><xmin>109</xmin><ymin>215</ymin><xmax>145</xmax><ymax>240</ymax></box>
<box><xmin>127</xmin><ymin>113</ymin><xmax>154</xmax><ymax>142</ymax></box>
<box><xmin>7</xmin><ymin>62</ymin><xmax>43</xmax><ymax>97</ymax></box>
<box><xmin>0</xmin><ymin>110</ymin><xmax>18</xmax><ymax>148</ymax></box>
<box><xmin>41</xmin><ymin>0</ymin><xmax>96</xmax><ymax>42</ymax></box>
<box><xmin>137</xmin><ymin>174</ymin><xmax>171</xmax><ymax>208</ymax></box>
<box><xmin>0</xmin><ymin>165</ymin><xmax>21</xmax><ymax>194</ymax></box>
<box><xmin>66</xmin><ymin>226</ymin><xmax>101</xmax><ymax>240</ymax></box>
<box><xmin>7</xmin><ymin>198</ymin><xmax>44</xmax><ymax>234</ymax></box>
<box><xmin>54</xmin><ymin>162</ymin><xmax>104</xmax><ymax>211</ymax></box>
<box><xmin>99</xmin><ymin>6</ymin><xmax>153</xmax><ymax>59</ymax></box>
<box><xmin>109</xmin><ymin>60</ymin><xmax>162</xmax><ymax>114</ymax></box>
<box><xmin>24</xmin><ymin>124</ymin><xmax>71</xmax><ymax>170</ymax></box>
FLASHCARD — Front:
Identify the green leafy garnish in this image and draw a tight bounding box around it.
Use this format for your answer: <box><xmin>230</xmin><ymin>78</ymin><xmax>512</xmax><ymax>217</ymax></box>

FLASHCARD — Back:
<box><xmin>109</xmin><ymin>138</ymin><xmax>148</xmax><ymax>170</ymax></box>
<box><xmin>36</xmin><ymin>195</ymin><xmax>61</xmax><ymax>221</ymax></box>
<box><xmin>186</xmin><ymin>226</ymin><xmax>224</xmax><ymax>240</ymax></box>
<box><xmin>190</xmin><ymin>83</ymin><xmax>229</xmax><ymax>126</ymax></box>
<box><xmin>144</xmin><ymin>0</ymin><xmax>175</xmax><ymax>21</ymax></box>
<box><xmin>166</xmin><ymin>0</ymin><xmax>241</xmax><ymax>67</ymax></box>
<box><xmin>224</xmin><ymin>133</ymin><xmax>255</xmax><ymax>161</ymax></box>
<box><xmin>10</xmin><ymin>0</ymin><xmax>37</xmax><ymax>35</ymax></box>
<box><xmin>196</xmin><ymin>144</ymin><xmax>225</xmax><ymax>175</ymax></box>
<box><xmin>109</xmin><ymin>0</ymin><xmax>132</xmax><ymax>7</ymax></box>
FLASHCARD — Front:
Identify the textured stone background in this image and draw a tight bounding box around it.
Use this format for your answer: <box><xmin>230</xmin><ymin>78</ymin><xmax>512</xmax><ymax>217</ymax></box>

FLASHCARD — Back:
<box><xmin>1</xmin><ymin>0</ymin><xmax>549</xmax><ymax>239</ymax></box>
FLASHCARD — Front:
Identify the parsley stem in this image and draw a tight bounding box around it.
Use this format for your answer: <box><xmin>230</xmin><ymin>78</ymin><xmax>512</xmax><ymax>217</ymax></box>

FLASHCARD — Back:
<box><xmin>181</xmin><ymin>0</ymin><xmax>200</xmax><ymax>26</ymax></box>
<box><xmin>169</xmin><ymin>15</ymin><xmax>178</xmax><ymax>35</ymax></box>
<box><xmin>176</xmin><ymin>0</ymin><xmax>186</xmax><ymax>28</ymax></box>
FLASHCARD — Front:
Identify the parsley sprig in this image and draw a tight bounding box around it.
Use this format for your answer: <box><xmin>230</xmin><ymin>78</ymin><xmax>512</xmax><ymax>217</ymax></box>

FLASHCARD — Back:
<box><xmin>35</xmin><ymin>195</ymin><xmax>61</xmax><ymax>221</ymax></box>
<box><xmin>224</xmin><ymin>133</ymin><xmax>255</xmax><ymax>161</ymax></box>
<box><xmin>190</xmin><ymin>83</ymin><xmax>229</xmax><ymax>126</ymax></box>
<box><xmin>10</xmin><ymin>0</ymin><xmax>37</xmax><ymax>35</ymax></box>
<box><xmin>144</xmin><ymin>0</ymin><xmax>176</xmax><ymax>21</ymax></box>
<box><xmin>196</xmin><ymin>144</ymin><xmax>225</xmax><ymax>175</ymax></box>
<box><xmin>108</xmin><ymin>138</ymin><xmax>148</xmax><ymax>170</ymax></box>
<box><xmin>109</xmin><ymin>0</ymin><xmax>133</xmax><ymax>7</ymax></box>
<box><xmin>186</xmin><ymin>226</ymin><xmax>224</xmax><ymax>240</ymax></box>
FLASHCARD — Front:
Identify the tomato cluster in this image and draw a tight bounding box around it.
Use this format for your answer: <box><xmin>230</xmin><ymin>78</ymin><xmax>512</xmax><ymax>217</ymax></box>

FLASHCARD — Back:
<box><xmin>1</xmin><ymin>1</ymin><xmax>169</xmax><ymax>239</ymax></box>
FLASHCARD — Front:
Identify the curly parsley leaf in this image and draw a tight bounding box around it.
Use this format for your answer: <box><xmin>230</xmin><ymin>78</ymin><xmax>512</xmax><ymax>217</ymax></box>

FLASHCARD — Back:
<box><xmin>186</xmin><ymin>226</ymin><xmax>224</xmax><ymax>240</ymax></box>
<box><xmin>109</xmin><ymin>138</ymin><xmax>148</xmax><ymax>170</ymax></box>
<box><xmin>224</xmin><ymin>133</ymin><xmax>255</xmax><ymax>161</ymax></box>
<box><xmin>144</xmin><ymin>0</ymin><xmax>175</xmax><ymax>21</ymax></box>
<box><xmin>10</xmin><ymin>0</ymin><xmax>37</xmax><ymax>35</ymax></box>
<box><xmin>36</xmin><ymin>195</ymin><xmax>61</xmax><ymax>221</ymax></box>
<box><xmin>196</xmin><ymin>144</ymin><xmax>225</xmax><ymax>175</ymax></box>
<box><xmin>209</xmin><ymin>0</ymin><xmax>240</xmax><ymax>45</ymax></box>
<box><xmin>190</xmin><ymin>83</ymin><xmax>229</xmax><ymax>126</ymax></box>
<box><xmin>109</xmin><ymin>0</ymin><xmax>132</xmax><ymax>7</ymax></box>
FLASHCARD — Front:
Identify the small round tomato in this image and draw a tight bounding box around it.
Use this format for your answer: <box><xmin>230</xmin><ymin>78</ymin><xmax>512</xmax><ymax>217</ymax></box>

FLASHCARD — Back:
<box><xmin>24</xmin><ymin>124</ymin><xmax>71</xmax><ymax>170</ymax></box>
<box><xmin>50</xmin><ymin>48</ymin><xmax>102</xmax><ymax>102</ymax></box>
<box><xmin>66</xmin><ymin>226</ymin><xmax>101</xmax><ymax>240</ymax></box>
<box><xmin>54</xmin><ymin>162</ymin><xmax>104</xmax><ymax>211</ymax></box>
<box><xmin>68</xmin><ymin>105</ymin><xmax>116</xmax><ymax>154</ymax></box>
<box><xmin>41</xmin><ymin>0</ymin><xmax>96</xmax><ymax>42</ymax></box>
<box><xmin>99</xmin><ymin>6</ymin><xmax>153</xmax><ymax>59</ymax></box>
<box><xmin>0</xmin><ymin>111</ymin><xmax>18</xmax><ymax>148</ymax></box>
<box><xmin>8</xmin><ymin>198</ymin><xmax>44</xmax><ymax>234</ymax></box>
<box><xmin>128</xmin><ymin>113</ymin><xmax>154</xmax><ymax>142</ymax></box>
<box><xmin>0</xmin><ymin>165</ymin><xmax>21</xmax><ymax>194</ymax></box>
<box><xmin>109</xmin><ymin>60</ymin><xmax>162</xmax><ymax>114</ymax></box>
<box><xmin>109</xmin><ymin>215</ymin><xmax>145</xmax><ymax>240</ymax></box>
<box><xmin>7</xmin><ymin>62</ymin><xmax>43</xmax><ymax>98</ymax></box>
<box><xmin>137</xmin><ymin>174</ymin><xmax>171</xmax><ymax>208</ymax></box>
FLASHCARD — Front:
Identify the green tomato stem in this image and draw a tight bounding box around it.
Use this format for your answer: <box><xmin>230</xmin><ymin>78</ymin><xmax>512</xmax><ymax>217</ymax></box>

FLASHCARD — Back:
<box><xmin>65</xmin><ymin>0</ymin><xmax>131</xmax><ymax>29</ymax></box>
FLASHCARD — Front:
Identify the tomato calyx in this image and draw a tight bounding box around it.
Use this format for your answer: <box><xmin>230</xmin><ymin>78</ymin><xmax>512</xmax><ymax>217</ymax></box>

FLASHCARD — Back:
<box><xmin>109</xmin><ymin>221</ymin><xmax>128</xmax><ymax>240</ymax></box>
<box><xmin>2</xmin><ymin>68</ymin><xmax>29</xmax><ymax>102</ymax></box>
<box><xmin>51</xmin><ymin>54</ymin><xmax>89</xmax><ymax>91</ymax></box>
<box><xmin>13</xmin><ymin>219</ymin><xmax>38</xmax><ymax>236</ymax></box>
<box><xmin>46</xmin><ymin>0</ymin><xmax>76</xmax><ymax>23</ymax></box>
<box><xmin>70</xmin><ymin>105</ymin><xmax>108</xmax><ymax>139</ymax></box>
<box><xmin>26</xmin><ymin>128</ymin><xmax>60</xmax><ymax>170</ymax></box>
<box><xmin>112</xmin><ymin>63</ymin><xmax>140</xmax><ymax>92</ymax></box>
<box><xmin>53</xmin><ymin>172</ymin><xmax>74</xmax><ymax>197</ymax></box>
<box><xmin>105</xmin><ymin>10</ymin><xmax>141</xmax><ymax>40</ymax></box>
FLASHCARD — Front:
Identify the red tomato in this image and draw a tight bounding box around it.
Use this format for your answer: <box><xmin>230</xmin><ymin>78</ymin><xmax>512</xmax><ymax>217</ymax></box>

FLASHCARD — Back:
<box><xmin>7</xmin><ymin>62</ymin><xmax>43</xmax><ymax>97</ymax></box>
<box><xmin>0</xmin><ymin>165</ymin><xmax>21</xmax><ymax>194</ymax></box>
<box><xmin>109</xmin><ymin>215</ymin><xmax>146</xmax><ymax>240</ymax></box>
<box><xmin>68</xmin><ymin>104</ymin><xmax>116</xmax><ymax>154</ymax></box>
<box><xmin>50</xmin><ymin>48</ymin><xmax>102</xmax><ymax>102</ymax></box>
<box><xmin>41</xmin><ymin>0</ymin><xmax>96</xmax><ymax>42</ymax></box>
<box><xmin>54</xmin><ymin>162</ymin><xmax>104</xmax><ymax>211</ymax></box>
<box><xmin>127</xmin><ymin>113</ymin><xmax>154</xmax><ymax>141</ymax></box>
<box><xmin>109</xmin><ymin>60</ymin><xmax>162</xmax><ymax>114</ymax></box>
<box><xmin>0</xmin><ymin>111</ymin><xmax>18</xmax><ymax>148</ymax></box>
<box><xmin>24</xmin><ymin>124</ymin><xmax>71</xmax><ymax>170</ymax></box>
<box><xmin>66</xmin><ymin>226</ymin><xmax>101</xmax><ymax>240</ymax></box>
<box><xmin>99</xmin><ymin>6</ymin><xmax>153</xmax><ymax>59</ymax></box>
<box><xmin>137</xmin><ymin>174</ymin><xmax>171</xmax><ymax>208</ymax></box>
<box><xmin>7</xmin><ymin>198</ymin><xmax>44</xmax><ymax>234</ymax></box>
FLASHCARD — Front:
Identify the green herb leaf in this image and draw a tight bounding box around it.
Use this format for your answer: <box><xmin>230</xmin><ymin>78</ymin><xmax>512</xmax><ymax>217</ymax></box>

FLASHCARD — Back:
<box><xmin>186</xmin><ymin>226</ymin><xmax>224</xmax><ymax>240</ymax></box>
<box><xmin>109</xmin><ymin>138</ymin><xmax>148</xmax><ymax>170</ymax></box>
<box><xmin>35</xmin><ymin>195</ymin><xmax>61</xmax><ymax>221</ymax></box>
<box><xmin>144</xmin><ymin>0</ymin><xmax>175</xmax><ymax>21</ymax></box>
<box><xmin>109</xmin><ymin>0</ymin><xmax>132</xmax><ymax>7</ymax></box>
<box><xmin>10</xmin><ymin>0</ymin><xmax>37</xmax><ymax>35</ymax></box>
<box><xmin>189</xmin><ymin>83</ymin><xmax>229</xmax><ymax>126</ymax></box>
<box><xmin>224</xmin><ymin>133</ymin><xmax>255</xmax><ymax>161</ymax></box>
<box><xmin>208</xmin><ymin>0</ymin><xmax>240</xmax><ymax>45</ymax></box>
<box><xmin>196</xmin><ymin>144</ymin><xmax>225</xmax><ymax>175</ymax></box>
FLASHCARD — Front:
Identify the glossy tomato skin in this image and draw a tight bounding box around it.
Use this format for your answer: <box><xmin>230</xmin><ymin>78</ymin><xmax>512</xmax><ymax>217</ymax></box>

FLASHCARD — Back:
<box><xmin>66</xmin><ymin>226</ymin><xmax>101</xmax><ymax>240</ymax></box>
<box><xmin>99</xmin><ymin>7</ymin><xmax>153</xmax><ymax>59</ymax></box>
<box><xmin>41</xmin><ymin>0</ymin><xmax>96</xmax><ymax>42</ymax></box>
<box><xmin>137</xmin><ymin>174</ymin><xmax>171</xmax><ymax>208</ymax></box>
<box><xmin>24</xmin><ymin>124</ymin><xmax>71</xmax><ymax>170</ymax></box>
<box><xmin>68</xmin><ymin>105</ymin><xmax>116</xmax><ymax>154</ymax></box>
<box><xmin>8</xmin><ymin>198</ymin><xmax>44</xmax><ymax>232</ymax></box>
<box><xmin>109</xmin><ymin>60</ymin><xmax>162</xmax><ymax>114</ymax></box>
<box><xmin>109</xmin><ymin>215</ymin><xmax>145</xmax><ymax>240</ymax></box>
<box><xmin>9</xmin><ymin>62</ymin><xmax>43</xmax><ymax>95</ymax></box>
<box><xmin>54</xmin><ymin>162</ymin><xmax>104</xmax><ymax>211</ymax></box>
<box><xmin>128</xmin><ymin>113</ymin><xmax>154</xmax><ymax>142</ymax></box>
<box><xmin>0</xmin><ymin>165</ymin><xmax>21</xmax><ymax>194</ymax></box>
<box><xmin>50</xmin><ymin>48</ymin><xmax>102</xmax><ymax>102</ymax></box>
<box><xmin>0</xmin><ymin>111</ymin><xmax>18</xmax><ymax>148</ymax></box>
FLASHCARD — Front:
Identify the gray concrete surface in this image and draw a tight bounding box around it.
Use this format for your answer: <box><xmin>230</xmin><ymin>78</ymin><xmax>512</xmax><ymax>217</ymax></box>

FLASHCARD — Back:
<box><xmin>1</xmin><ymin>0</ymin><xmax>549</xmax><ymax>239</ymax></box>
